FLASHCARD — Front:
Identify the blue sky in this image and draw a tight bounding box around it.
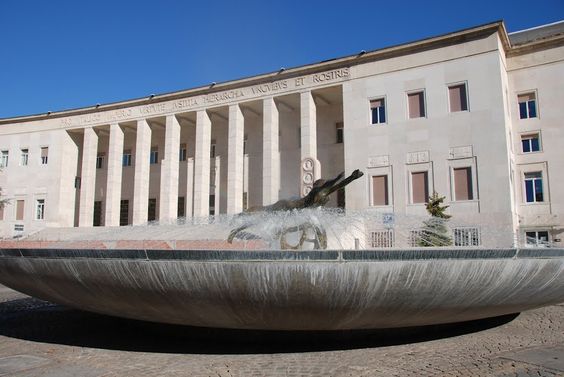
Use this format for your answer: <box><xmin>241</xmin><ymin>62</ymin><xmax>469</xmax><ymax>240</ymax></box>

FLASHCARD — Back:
<box><xmin>1</xmin><ymin>0</ymin><xmax>562</xmax><ymax>118</ymax></box>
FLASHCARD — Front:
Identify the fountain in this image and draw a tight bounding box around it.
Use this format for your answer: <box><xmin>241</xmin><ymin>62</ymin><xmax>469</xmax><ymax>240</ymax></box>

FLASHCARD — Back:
<box><xmin>0</xmin><ymin>170</ymin><xmax>563</xmax><ymax>330</ymax></box>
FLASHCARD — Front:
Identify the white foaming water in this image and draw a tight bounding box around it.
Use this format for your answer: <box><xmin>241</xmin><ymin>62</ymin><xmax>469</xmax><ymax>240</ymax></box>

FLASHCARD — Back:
<box><xmin>27</xmin><ymin>207</ymin><xmax>548</xmax><ymax>250</ymax></box>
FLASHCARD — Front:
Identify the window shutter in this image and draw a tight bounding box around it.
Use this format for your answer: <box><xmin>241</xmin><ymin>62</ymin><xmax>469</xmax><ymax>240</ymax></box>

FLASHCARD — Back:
<box><xmin>370</xmin><ymin>99</ymin><xmax>383</xmax><ymax>109</ymax></box>
<box><xmin>518</xmin><ymin>93</ymin><xmax>534</xmax><ymax>102</ymax></box>
<box><xmin>449</xmin><ymin>84</ymin><xmax>467</xmax><ymax>112</ymax></box>
<box><xmin>454</xmin><ymin>167</ymin><xmax>473</xmax><ymax>200</ymax></box>
<box><xmin>412</xmin><ymin>172</ymin><xmax>429</xmax><ymax>203</ymax></box>
<box><xmin>372</xmin><ymin>175</ymin><xmax>388</xmax><ymax>206</ymax></box>
<box><xmin>16</xmin><ymin>200</ymin><xmax>25</xmax><ymax>220</ymax></box>
<box><xmin>408</xmin><ymin>92</ymin><xmax>424</xmax><ymax>118</ymax></box>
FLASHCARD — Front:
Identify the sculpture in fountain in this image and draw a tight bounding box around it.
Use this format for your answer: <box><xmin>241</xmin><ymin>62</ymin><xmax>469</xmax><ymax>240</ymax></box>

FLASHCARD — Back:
<box><xmin>227</xmin><ymin>169</ymin><xmax>364</xmax><ymax>249</ymax></box>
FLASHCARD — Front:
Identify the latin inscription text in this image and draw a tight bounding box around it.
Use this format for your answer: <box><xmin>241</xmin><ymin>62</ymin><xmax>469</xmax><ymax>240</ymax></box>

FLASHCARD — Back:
<box><xmin>60</xmin><ymin>67</ymin><xmax>351</xmax><ymax>127</ymax></box>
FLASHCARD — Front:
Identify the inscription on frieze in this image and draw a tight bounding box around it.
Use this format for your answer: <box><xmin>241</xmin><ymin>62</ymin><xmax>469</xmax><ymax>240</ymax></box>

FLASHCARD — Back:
<box><xmin>140</xmin><ymin>103</ymin><xmax>168</xmax><ymax>115</ymax></box>
<box><xmin>59</xmin><ymin>67</ymin><xmax>351</xmax><ymax>128</ymax></box>
<box><xmin>250</xmin><ymin>81</ymin><xmax>288</xmax><ymax>95</ymax></box>
<box><xmin>107</xmin><ymin>108</ymin><xmax>133</xmax><ymax>121</ymax></box>
<box><xmin>172</xmin><ymin>98</ymin><xmax>199</xmax><ymax>110</ymax></box>
<box><xmin>312</xmin><ymin>68</ymin><xmax>350</xmax><ymax>83</ymax></box>
<box><xmin>407</xmin><ymin>150</ymin><xmax>429</xmax><ymax>164</ymax></box>
<box><xmin>203</xmin><ymin>89</ymin><xmax>245</xmax><ymax>104</ymax></box>
<box><xmin>295</xmin><ymin>68</ymin><xmax>350</xmax><ymax>87</ymax></box>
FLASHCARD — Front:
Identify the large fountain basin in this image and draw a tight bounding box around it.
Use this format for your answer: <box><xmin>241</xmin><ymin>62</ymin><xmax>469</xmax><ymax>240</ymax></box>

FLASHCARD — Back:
<box><xmin>0</xmin><ymin>248</ymin><xmax>563</xmax><ymax>330</ymax></box>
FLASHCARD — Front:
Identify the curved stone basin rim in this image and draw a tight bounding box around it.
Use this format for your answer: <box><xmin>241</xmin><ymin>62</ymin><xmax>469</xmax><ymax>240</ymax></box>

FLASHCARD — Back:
<box><xmin>1</xmin><ymin>247</ymin><xmax>564</xmax><ymax>261</ymax></box>
<box><xmin>0</xmin><ymin>248</ymin><xmax>563</xmax><ymax>331</ymax></box>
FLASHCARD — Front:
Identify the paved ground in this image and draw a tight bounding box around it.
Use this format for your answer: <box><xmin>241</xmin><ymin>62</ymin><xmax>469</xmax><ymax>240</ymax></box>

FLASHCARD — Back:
<box><xmin>0</xmin><ymin>284</ymin><xmax>562</xmax><ymax>377</ymax></box>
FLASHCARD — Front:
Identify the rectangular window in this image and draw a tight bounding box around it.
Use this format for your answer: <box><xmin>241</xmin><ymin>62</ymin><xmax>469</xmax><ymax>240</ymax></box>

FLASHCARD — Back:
<box><xmin>209</xmin><ymin>194</ymin><xmax>215</xmax><ymax>216</ymax></box>
<box><xmin>518</xmin><ymin>92</ymin><xmax>537</xmax><ymax>119</ymax></box>
<box><xmin>526</xmin><ymin>230</ymin><xmax>549</xmax><ymax>247</ymax></box>
<box><xmin>41</xmin><ymin>147</ymin><xmax>49</xmax><ymax>165</ymax></box>
<box><xmin>177</xmin><ymin>196</ymin><xmax>185</xmax><ymax>218</ymax></box>
<box><xmin>210</xmin><ymin>141</ymin><xmax>216</xmax><ymax>158</ymax></box>
<box><xmin>16</xmin><ymin>199</ymin><xmax>24</xmax><ymax>221</ymax></box>
<box><xmin>93</xmin><ymin>201</ymin><xmax>102</xmax><ymax>226</ymax></box>
<box><xmin>74</xmin><ymin>176</ymin><xmax>81</xmax><ymax>189</ymax></box>
<box><xmin>0</xmin><ymin>204</ymin><xmax>4</xmax><ymax>220</ymax></box>
<box><xmin>448</xmin><ymin>83</ymin><xmax>468</xmax><ymax>112</ymax></box>
<box><xmin>453</xmin><ymin>167</ymin><xmax>473</xmax><ymax>201</ymax></box>
<box><xmin>20</xmin><ymin>149</ymin><xmax>29</xmax><ymax>166</ymax></box>
<box><xmin>35</xmin><ymin>199</ymin><xmax>45</xmax><ymax>220</ymax></box>
<box><xmin>411</xmin><ymin>171</ymin><xmax>429</xmax><ymax>204</ymax></box>
<box><xmin>372</xmin><ymin>175</ymin><xmax>389</xmax><ymax>206</ymax></box>
<box><xmin>521</xmin><ymin>134</ymin><xmax>540</xmax><ymax>153</ymax></box>
<box><xmin>148</xmin><ymin>198</ymin><xmax>157</xmax><ymax>221</ymax></box>
<box><xmin>96</xmin><ymin>153</ymin><xmax>105</xmax><ymax>169</ymax></box>
<box><xmin>408</xmin><ymin>91</ymin><xmax>426</xmax><ymax>118</ymax></box>
<box><xmin>243</xmin><ymin>135</ymin><xmax>248</xmax><ymax>155</ymax></box>
<box><xmin>0</xmin><ymin>151</ymin><xmax>8</xmax><ymax>168</ymax></box>
<box><xmin>179</xmin><ymin>143</ymin><xmax>187</xmax><ymax>161</ymax></box>
<box><xmin>119</xmin><ymin>200</ymin><xmax>129</xmax><ymax>226</ymax></box>
<box><xmin>122</xmin><ymin>150</ymin><xmax>132</xmax><ymax>167</ymax></box>
<box><xmin>370</xmin><ymin>230</ymin><xmax>394</xmax><ymax>248</ymax></box>
<box><xmin>336</xmin><ymin>122</ymin><xmax>344</xmax><ymax>144</ymax></box>
<box><xmin>524</xmin><ymin>172</ymin><xmax>543</xmax><ymax>203</ymax></box>
<box><xmin>370</xmin><ymin>99</ymin><xmax>386</xmax><ymax>124</ymax></box>
<box><xmin>150</xmin><ymin>147</ymin><xmax>159</xmax><ymax>164</ymax></box>
<box><xmin>454</xmin><ymin>227</ymin><xmax>480</xmax><ymax>246</ymax></box>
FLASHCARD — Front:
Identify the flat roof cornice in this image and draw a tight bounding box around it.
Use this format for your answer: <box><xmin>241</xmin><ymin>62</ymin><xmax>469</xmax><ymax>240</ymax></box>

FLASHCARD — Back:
<box><xmin>0</xmin><ymin>21</ymin><xmax>509</xmax><ymax>125</ymax></box>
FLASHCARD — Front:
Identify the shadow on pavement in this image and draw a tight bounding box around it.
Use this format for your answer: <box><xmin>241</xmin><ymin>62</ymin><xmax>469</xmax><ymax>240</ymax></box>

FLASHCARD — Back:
<box><xmin>0</xmin><ymin>297</ymin><xmax>519</xmax><ymax>355</ymax></box>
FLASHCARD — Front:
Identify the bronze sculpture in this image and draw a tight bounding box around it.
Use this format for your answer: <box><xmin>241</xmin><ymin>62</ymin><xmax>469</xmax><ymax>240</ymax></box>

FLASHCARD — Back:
<box><xmin>228</xmin><ymin>169</ymin><xmax>364</xmax><ymax>249</ymax></box>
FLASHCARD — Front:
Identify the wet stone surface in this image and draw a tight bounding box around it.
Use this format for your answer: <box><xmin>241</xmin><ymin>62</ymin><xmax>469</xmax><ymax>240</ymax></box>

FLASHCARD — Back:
<box><xmin>0</xmin><ymin>285</ymin><xmax>562</xmax><ymax>377</ymax></box>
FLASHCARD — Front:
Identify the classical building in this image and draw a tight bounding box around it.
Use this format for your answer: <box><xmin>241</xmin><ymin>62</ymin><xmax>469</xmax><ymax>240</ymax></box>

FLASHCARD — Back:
<box><xmin>0</xmin><ymin>20</ymin><xmax>563</xmax><ymax>248</ymax></box>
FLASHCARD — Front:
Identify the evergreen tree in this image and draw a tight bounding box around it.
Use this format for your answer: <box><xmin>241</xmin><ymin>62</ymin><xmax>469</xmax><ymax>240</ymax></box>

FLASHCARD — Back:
<box><xmin>418</xmin><ymin>191</ymin><xmax>452</xmax><ymax>247</ymax></box>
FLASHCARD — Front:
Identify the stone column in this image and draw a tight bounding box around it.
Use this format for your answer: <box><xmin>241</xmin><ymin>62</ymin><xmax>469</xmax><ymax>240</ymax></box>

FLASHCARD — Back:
<box><xmin>193</xmin><ymin>110</ymin><xmax>211</xmax><ymax>217</ymax></box>
<box><xmin>227</xmin><ymin>104</ymin><xmax>244</xmax><ymax>214</ymax></box>
<box><xmin>186</xmin><ymin>157</ymin><xmax>194</xmax><ymax>218</ymax></box>
<box><xmin>300</xmin><ymin>91</ymin><xmax>320</xmax><ymax>197</ymax></box>
<box><xmin>262</xmin><ymin>97</ymin><xmax>280</xmax><ymax>205</ymax></box>
<box><xmin>159</xmin><ymin>114</ymin><xmax>181</xmax><ymax>223</ymax></box>
<box><xmin>78</xmin><ymin>127</ymin><xmax>98</xmax><ymax>227</ymax></box>
<box><xmin>104</xmin><ymin>123</ymin><xmax>124</xmax><ymax>227</ymax></box>
<box><xmin>132</xmin><ymin>119</ymin><xmax>151</xmax><ymax>225</ymax></box>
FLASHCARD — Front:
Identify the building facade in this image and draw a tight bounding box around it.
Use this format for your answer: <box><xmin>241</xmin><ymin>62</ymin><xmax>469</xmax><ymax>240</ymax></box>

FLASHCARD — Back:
<box><xmin>0</xmin><ymin>21</ymin><xmax>563</xmax><ymax>248</ymax></box>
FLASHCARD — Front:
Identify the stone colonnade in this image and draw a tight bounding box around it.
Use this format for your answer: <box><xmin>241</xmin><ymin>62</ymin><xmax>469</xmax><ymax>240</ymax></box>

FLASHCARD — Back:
<box><xmin>76</xmin><ymin>90</ymin><xmax>322</xmax><ymax>226</ymax></box>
